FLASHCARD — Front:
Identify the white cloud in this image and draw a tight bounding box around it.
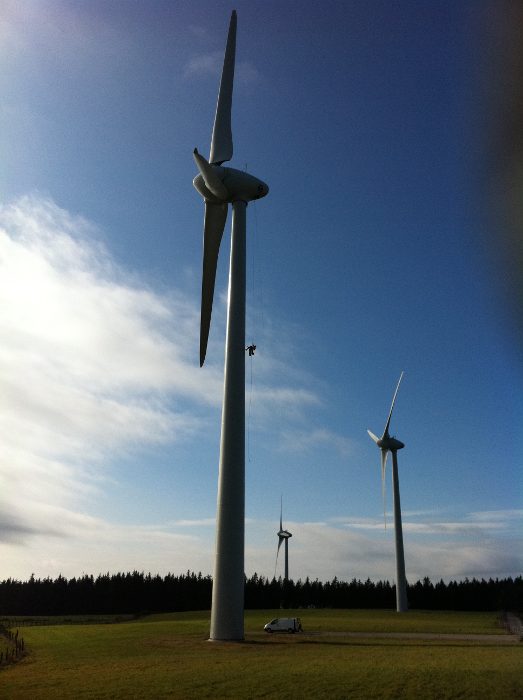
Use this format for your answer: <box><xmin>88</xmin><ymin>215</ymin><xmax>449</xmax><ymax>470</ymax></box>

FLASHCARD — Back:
<box><xmin>245</xmin><ymin>518</ymin><xmax>523</xmax><ymax>583</ymax></box>
<box><xmin>169</xmin><ymin>519</ymin><xmax>216</xmax><ymax>528</ymax></box>
<box><xmin>1</xmin><ymin>196</ymin><xmax>222</xmax><ymax>403</ymax></box>
<box><xmin>277</xmin><ymin>427</ymin><xmax>355</xmax><ymax>457</ymax></box>
<box><xmin>404</xmin><ymin>538</ymin><xmax>523</xmax><ymax>582</ymax></box>
<box><xmin>0</xmin><ymin>196</ymin><xmax>213</xmax><ymax>552</ymax></box>
<box><xmin>236</xmin><ymin>61</ymin><xmax>261</xmax><ymax>85</ymax></box>
<box><xmin>0</xmin><ymin>511</ymin><xmax>213</xmax><ymax>579</ymax></box>
<box><xmin>0</xmin><ymin>195</ymin><xmax>337</xmax><ymax>579</ymax></box>
<box><xmin>183</xmin><ymin>51</ymin><xmax>223</xmax><ymax>79</ymax></box>
<box><xmin>188</xmin><ymin>25</ymin><xmax>208</xmax><ymax>40</ymax></box>
<box><xmin>467</xmin><ymin>509</ymin><xmax>523</xmax><ymax>523</ymax></box>
<box><xmin>184</xmin><ymin>52</ymin><xmax>260</xmax><ymax>85</ymax></box>
<box><xmin>337</xmin><ymin>509</ymin><xmax>523</xmax><ymax>538</ymax></box>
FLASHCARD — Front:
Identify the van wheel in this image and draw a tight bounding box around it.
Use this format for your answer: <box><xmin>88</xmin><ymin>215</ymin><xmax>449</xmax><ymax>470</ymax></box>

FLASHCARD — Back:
<box><xmin>288</xmin><ymin>628</ymin><xmax>294</xmax><ymax>633</ymax></box>
<box><xmin>267</xmin><ymin>628</ymin><xmax>273</xmax><ymax>633</ymax></box>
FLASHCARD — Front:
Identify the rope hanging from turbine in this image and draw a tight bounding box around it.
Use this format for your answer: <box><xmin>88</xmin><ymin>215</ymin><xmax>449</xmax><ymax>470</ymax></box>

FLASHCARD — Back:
<box><xmin>245</xmin><ymin>201</ymin><xmax>261</xmax><ymax>465</ymax></box>
<box><xmin>246</xmin><ymin>343</ymin><xmax>255</xmax><ymax>463</ymax></box>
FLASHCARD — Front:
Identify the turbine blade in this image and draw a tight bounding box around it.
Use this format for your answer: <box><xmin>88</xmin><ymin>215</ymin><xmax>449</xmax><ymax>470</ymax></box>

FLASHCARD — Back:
<box><xmin>381</xmin><ymin>448</ymin><xmax>389</xmax><ymax>528</ymax></box>
<box><xmin>193</xmin><ymin>149</ymin><xmax>228</xmax><ymax>200</ymax></box>
<box><xmin>280</xmin><ymin>495</ymin><xmax>283</xmax><ymax>531</ymax></box>
<box><xmin>383</xmin><ymin>371</ymin><xmax>404</xmax><ymax>438</ymax></box>
<box><xmin>367</xmin><ymin>429</ymin><xmax>379</xmax><ymax>444</ymax></box>
<box><xmin>274</xmin><ymin>536</ymin><xmax>283</xmax><ymax>579</ymax></box>
<box><xmin>200</xmin><ymin>202</ymin><xmax>228</xmax><ymax>366</ymax></box>
<box><xmin>209</xmin><ymin>10</ymin><xmax>236</xmax><ymax>165</ymax></box>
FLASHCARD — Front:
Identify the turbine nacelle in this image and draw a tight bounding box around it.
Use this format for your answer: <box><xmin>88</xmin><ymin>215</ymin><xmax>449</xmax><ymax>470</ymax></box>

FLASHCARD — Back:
<box><xmin>193</xmin><ymin>155</ymin><xmax>269</xmax><ymax>204</ymax></box>
<box><xmin>368</xmin><ymin>429</ymin><xmax>405</xmax><ymax>452</ymax></box>
<box><xmin>277</xmin><ymin>529</ymin><xmax>292</xmax><ymax>540</ymax></box>
<box><xmin>377</xmin><ymin>436</ymin><xmax>405</xmax><ymax>451</ymax></box>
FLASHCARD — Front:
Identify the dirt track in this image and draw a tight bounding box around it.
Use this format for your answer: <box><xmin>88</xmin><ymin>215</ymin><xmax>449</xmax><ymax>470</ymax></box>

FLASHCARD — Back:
<box><xmin>298</xmin><ymin>631</ymin><xmax>521</xmax><ymax>644</ymax></box>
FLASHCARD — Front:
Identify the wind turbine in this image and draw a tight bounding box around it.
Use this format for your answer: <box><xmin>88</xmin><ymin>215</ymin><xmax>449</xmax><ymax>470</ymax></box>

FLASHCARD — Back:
<box><xmin>275</xmin><ymin>497</ymin><xmax>292</xmax><ymax>582</ymax></box>
<box><xmin>192</xmin><ymin>11</ymin><xmax>269</xmax><ymax>641</ymax></box>
<box><xmin>367</xmin><ymin>372</ymin><xmax>408</xmax><ymax>612</ymax></box>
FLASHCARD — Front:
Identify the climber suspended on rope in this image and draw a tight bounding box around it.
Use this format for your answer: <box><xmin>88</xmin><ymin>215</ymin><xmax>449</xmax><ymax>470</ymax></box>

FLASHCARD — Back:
<box><xmin>246</xmin><ymin>344</ymin><xmax>256</xmax><ymax>357</ymax></box>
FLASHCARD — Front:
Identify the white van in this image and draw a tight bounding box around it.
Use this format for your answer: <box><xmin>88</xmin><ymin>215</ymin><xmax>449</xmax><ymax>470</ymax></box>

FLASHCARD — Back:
<box><xmin>264</xmin><ymin>617</ymin><xmax>302</xmax><ymax>633</ymax></box>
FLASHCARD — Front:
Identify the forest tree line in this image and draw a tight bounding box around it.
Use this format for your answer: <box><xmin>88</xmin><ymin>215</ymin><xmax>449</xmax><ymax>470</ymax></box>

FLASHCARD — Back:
<box><xmin>0</xmin><ymin>572</ymin><xmax>521</xmax><ymax>616</ymax></box>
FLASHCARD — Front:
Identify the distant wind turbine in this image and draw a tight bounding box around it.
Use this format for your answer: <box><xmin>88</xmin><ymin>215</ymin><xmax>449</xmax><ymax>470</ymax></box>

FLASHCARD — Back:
<box><xmin>367</xmin><ymin>372</ymin><xmax>408</xmax><ymax>612</ymax></box>
<box><xmin>192</xmin><ymin>11</ymin><xmax>269</xmax><ymax>641</ymax></box>
<box><xmin>275</xmin><ymin>497</ymin><xmax>292</xmax><ymax>582</ymax></box>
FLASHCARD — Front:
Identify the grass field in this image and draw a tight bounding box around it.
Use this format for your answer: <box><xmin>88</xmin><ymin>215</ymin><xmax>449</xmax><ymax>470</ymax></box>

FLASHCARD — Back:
<box><xmin>2</xmin><ymin>609</ymin><xmax>521</xmax><ymax>699</ymax></box>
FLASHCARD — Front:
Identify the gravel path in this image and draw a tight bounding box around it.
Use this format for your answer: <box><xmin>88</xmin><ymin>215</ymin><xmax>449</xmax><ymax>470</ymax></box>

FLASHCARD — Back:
<box><xmin>298</xmin><ymin>631</ymin><xmax>521</xmax><ymax>644</ymax></box>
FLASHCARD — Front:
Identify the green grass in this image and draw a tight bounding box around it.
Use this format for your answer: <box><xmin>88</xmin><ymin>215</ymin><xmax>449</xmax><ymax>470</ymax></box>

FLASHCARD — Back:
<box><xmin>2</xmin><ymin>610</ymin><xmax>521</xmax><ymax>699</ymax></box>
<box><xmin>244</xmin><ymin>608</ymin><xmax>507</xmax><ymax>634</ymax></box>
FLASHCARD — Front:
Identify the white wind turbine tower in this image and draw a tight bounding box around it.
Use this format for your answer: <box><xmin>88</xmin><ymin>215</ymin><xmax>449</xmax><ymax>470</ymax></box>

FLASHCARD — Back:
<box><xmin>192</xmin><ymin>11</ymin><xmax>269</xmax><ymax>641</ymax></box>
<box><xmin>275</xmin><ymin>497</ymin><xmax>292</xmax><ymax>582</ymax></box>
<box><xmin>367</xmin><ymin>372</ymin><xmax>408</xmax><ymax>612</ymax></box>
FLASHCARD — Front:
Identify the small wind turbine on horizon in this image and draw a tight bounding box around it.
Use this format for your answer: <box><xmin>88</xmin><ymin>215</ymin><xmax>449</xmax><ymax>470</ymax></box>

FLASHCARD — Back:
<box><xmin>367</xmin><ymin>372</ymin><xmax>408</xmax><ymax>612</ymax></box>
<box><xmin>192</xmin><ymin>11</ymin><xmax>269</xmax><ymax>641</ymax></box>
<box><xmin>275</xmin><ymin>497</ymin><xmax>292</xmax><ymax>582</ymax></box>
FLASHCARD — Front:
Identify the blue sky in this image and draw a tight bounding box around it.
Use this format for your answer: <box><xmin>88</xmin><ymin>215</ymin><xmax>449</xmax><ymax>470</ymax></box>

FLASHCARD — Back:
<box><xmin>1</xmin><ymin>0</ymin><xmax>521</xmax><ymax>585</ymax></box>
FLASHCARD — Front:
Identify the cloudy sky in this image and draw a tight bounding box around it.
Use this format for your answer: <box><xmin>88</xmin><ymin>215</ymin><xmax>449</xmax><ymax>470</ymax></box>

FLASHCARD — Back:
<box><xmin>1</xmin><ymin>0</ymin><xmax>521</xmax><ymax>586</ymax></box>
